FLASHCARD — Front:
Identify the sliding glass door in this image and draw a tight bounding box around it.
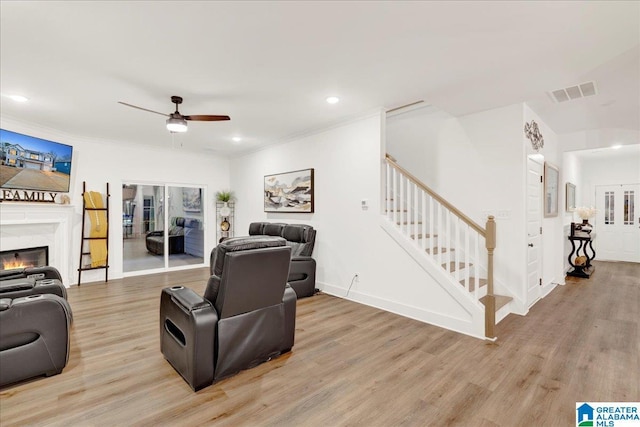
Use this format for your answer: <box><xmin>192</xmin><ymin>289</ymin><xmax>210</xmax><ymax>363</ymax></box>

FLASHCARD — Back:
<box><xmin>122</xmin><ymin>182</ymin><xmax>205</xmax><ymax>274</ymax></box>
<box><xmin>167</xmin><ymin>185</ymin><xmax>205</xmax><ymax>268</ymax></box>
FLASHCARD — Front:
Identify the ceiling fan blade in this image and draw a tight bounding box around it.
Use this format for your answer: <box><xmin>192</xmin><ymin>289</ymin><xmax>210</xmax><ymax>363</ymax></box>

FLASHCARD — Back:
<box><xmin>118</xmin><ymin>101</ymin><xmax>169</xmax><ymax>117</ymax></box>
<box><xmin>183</xmin><ymin>115</ymin><xmax>231</xmax><ymax>121</ymax></box>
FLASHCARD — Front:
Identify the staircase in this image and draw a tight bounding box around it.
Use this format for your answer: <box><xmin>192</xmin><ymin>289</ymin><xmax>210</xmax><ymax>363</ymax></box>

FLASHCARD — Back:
<box><xmin>383</xmin><ymin>154</ymin><xmax>512</xmax><ymax>339</ymax></box>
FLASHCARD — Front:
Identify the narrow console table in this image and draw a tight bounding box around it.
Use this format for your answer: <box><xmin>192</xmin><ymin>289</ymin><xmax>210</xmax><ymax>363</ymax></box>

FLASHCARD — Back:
<box><xmin>567</xmin><ymin>233</ymin><xmax>596</xmax><ymax>278</ymax></box>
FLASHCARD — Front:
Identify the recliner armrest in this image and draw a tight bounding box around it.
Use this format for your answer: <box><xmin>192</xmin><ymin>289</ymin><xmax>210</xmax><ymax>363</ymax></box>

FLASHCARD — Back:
<box><xmin>160</xmin><ymin>286</ymin><xmax>217</xmax><ymax>391</ymax></box>
<box><xmin>282</xmin><ymin>285</ymin><xmax>296</xmax><ymax>352</ymax></box>
<box><xmin>167</xmin><ymin>286</ymin><xmax>210</xmax><ymax>312</ymax></box>
<box><xmin>287</xmin><ymin>257</ymin><xmax>316</xmax><ymax>298</ymax></box>
<box><xmin>291</xmin><ymin>256</ymin><xmax>314</xmax><ymax>262</ymax></box>
<box><xmin>147</xmin><ymin>231</ymin><xmax>163</xmax><ymax>237</ymax></box>
<box><xmin>290</xmin><ymin>256</ymin><xmax>316</xmax><ymax>271</ymax></box>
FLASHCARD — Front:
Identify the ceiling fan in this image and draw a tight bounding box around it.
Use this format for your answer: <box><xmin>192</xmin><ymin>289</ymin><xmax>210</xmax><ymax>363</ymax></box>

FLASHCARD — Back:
<box><xmin>118</xmin><ymin>95</ymin><xmax>230</xmax><ymax>133</ymax></box>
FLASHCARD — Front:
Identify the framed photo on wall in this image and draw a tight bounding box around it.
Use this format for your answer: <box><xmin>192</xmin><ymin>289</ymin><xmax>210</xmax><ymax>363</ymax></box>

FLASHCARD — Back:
<box><xmin>182</xmin><ymin>187</ymin><xmax>202</xmax><ymax>212</ymax></box>
<box><xmin>264</xmin><ymin>168</ymin><xmax>314</xmax><ymax>213</ymax></box>
<box><xmin>544</xmin><ymin>162</ymin><xmax>559</xmax><ymax>217</ymax></box>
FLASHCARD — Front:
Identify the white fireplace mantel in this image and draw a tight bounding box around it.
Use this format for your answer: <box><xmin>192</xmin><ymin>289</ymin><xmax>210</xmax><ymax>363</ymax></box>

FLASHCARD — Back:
<box><xmin>0</xmin><ymin>202</ymin><xmax>75</xmax><ymax>286</ymax></box>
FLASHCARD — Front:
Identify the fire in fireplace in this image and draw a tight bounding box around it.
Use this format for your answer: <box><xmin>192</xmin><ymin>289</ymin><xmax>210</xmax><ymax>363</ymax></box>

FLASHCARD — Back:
<box><xmin>0</xmin><ymin>246</ymin><xmax>49</xmax><ymax>270</ymax></box>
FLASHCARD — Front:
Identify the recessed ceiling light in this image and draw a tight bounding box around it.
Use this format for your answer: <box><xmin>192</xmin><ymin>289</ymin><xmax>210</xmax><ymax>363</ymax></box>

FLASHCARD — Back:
<box><xmin>7</xmin><ymin>94</ymin><xmax>29</xmax><ymax>103</ymax></box>
<box><xmin>326</xmin><ymin>96</ymin><xmax>340</xmax><ymax>104</ymax></box>
<box><xmin>232</xmin><ymin>137</ymin><xmax>242</xmax><ymax>142</ymax></box>
<box><xmin>611</xmin><ymin>144</ymin><xmax>622</xmax><ymax>150</ymax></box>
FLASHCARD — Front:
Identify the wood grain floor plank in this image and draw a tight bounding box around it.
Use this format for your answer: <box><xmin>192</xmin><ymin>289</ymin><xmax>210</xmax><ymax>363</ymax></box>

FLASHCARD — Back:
<box><xmin>1</xmin><ymin>261</ymin><xmax>638</xmax><ymax>426</ymax></box>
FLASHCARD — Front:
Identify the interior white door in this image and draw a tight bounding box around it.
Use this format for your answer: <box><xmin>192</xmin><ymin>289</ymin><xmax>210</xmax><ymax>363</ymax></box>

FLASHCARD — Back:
<box><xmin>526</xmin><ymin>157</ymin><xmax>543</xmax><ymax>306</ymax></box>
<box><xmin>595</xmin><ymin>184</ymin><xmax>640</xmax><ymax>262</ymax></box>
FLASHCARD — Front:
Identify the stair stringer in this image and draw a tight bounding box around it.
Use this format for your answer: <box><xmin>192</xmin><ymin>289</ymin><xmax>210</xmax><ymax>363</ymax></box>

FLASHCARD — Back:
<box><xmin>380</xmin><ymin>217</ymin><xmax>486</xmax><ymax>338</ymax></box>
<box><xmin>392</xmin><ymin>209</ymin><xmax>522</xmax><ymax>323</ymax></box>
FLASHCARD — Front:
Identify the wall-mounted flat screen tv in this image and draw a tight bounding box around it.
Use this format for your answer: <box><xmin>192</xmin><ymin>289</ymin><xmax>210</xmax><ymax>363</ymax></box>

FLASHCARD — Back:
<box><xmin>0</xmin><ymin>129</ymin><xmax>73</xmax><ymax>193</ymax></box>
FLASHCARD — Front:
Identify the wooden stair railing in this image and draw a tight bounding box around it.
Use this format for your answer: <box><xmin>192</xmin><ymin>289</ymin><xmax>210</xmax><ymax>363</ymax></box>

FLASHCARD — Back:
<box><xmin>384</xmin><ymin>154</ymin><xmax>504</xmax><ymax>339</ymax></box>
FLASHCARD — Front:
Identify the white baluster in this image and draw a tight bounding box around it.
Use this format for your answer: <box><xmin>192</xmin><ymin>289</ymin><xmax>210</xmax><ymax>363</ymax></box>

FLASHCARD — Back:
<box><xmin>386</xmin><ymin>163</ymin><xmax>391</xmax><ymax>220</ymax></box>
<box><xmin>402</xmin><ymin>178</ymin><xmax>412</xmax><ymax>236</ymax></box>
<box><xmin>454</xmin><ymin>217</ymin><xmax>460</xmax><ymax>282</ymax></box>
<box><xmin>429</xmin><ymin>196</ymin><xmax>434</xmax><ymax>258</ymax></box>
<box><xmin>421</xmin><ymin>191</ymin><xmax>427</xmax><ymax>251</ymax></box>
<box><xmin>474</xmin><ymin>232</ymin><xmax>480</xmax><ymax>301</ymax></box>
<box><xmin>446</xmin><ymin>209</ymin><xmax>451</xmax><ymax>271</ymax></box>
<box><xmin>393</xmin><ymin>168</ymin><xmax>400</xmax><ymax>224</ymax></box>
<box><xmin>399</xmin><ymin>175</ymin><xmax>404</xmax><ymax>234</ymax></box>
<box><xmin>464</xmin><ymin>224</ymin><xmax>470</xmax><ymax>292</ymax></box>
<box><xmin>413</xmin><ymin>184</ymin><xmax>420</xmax><ymax>242</ymax></box>
<box><xmin>437</xmin><ymin>203</ymin><xmax>444</xmax><ymax>267</ymax></box>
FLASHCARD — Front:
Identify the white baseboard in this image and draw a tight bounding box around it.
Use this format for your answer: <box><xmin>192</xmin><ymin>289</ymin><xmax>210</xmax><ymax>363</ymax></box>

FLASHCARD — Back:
<box><xmin>541</xmin><ymin>281</ymin><xmax>558</xmax><ymax>299</ymax></box>
<box><xmin>318</xmin><ymin>281</ymin><xmax>487</xmax><ymax>340</ymax></box>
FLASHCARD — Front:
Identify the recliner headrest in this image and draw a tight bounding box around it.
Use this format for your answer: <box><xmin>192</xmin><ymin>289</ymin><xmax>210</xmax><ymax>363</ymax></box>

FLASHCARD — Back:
<box><xmin>183</xmin><ymin>218</ymin><xmax>200</xmax><ymax>229</ymax></box>
<box><xmin>170</xmin><ymin>217</ymin><xmax>185</xmax><ymax>226</ymax></box>
<box><xmin>282</xmin><ymin>224</ymin><xmax>313</xmax><ymax>243</ymax></box>
<box><xmin>263</xmin><ymin>223</ymin><xmax>286</xmax><ymax>237</ymax></box>
<box><xmin>0</xmin><ymin>268</ymin><xmax>26</xmax><ymax>280</ymax></box>
<box><xmin>248</xmin><ymin>222</ymin><xmax>267</xmax><ymax>235</ymax></box>
<box><xmin>211</xmin><ymin>236</ymin><xmax>286</xmax><ymax>276</ymax></box>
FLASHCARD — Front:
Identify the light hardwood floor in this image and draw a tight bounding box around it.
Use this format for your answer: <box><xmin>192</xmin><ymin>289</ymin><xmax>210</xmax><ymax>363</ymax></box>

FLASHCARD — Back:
<box><xmin>1</xmin><ymin>261</ymin><xmax>638</xmax><ymax>426</ymax></box>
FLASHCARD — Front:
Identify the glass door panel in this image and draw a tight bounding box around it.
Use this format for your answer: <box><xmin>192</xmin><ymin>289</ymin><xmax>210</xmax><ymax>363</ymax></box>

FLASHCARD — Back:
<box><xmin>122</xmin><ymin>184</ymin><xmax>165</xmax><ymax>272</ymax></box>
<box><xmin>167</xmin><ymin>185</ymin><xmax>205</xmax><ymax>268</ymax></box>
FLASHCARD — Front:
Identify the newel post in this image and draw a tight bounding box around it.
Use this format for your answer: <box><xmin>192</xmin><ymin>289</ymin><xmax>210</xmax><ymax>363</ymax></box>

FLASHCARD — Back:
<box><xmin>484</xmin><ymin>215</ymin><xmax>496</xmax><ymax>339</ymax></box>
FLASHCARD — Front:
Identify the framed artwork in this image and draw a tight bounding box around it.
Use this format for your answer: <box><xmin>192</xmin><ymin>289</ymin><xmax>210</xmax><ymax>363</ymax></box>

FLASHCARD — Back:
<box><xmin>544</xmin><ymin>162</ymin><xmax>559</xmax><ymax>218</ymax></box>
<box><xmin>566</xmin><ymin>182</ymin><xmax>576</xmax><ymax>212</ymax></box>
<box><xmin>264</xmin><ymin>168</ymin><xmax>314</xmax><ymax>213</ymax></box>
<box><xmin>182</xmin><ymin>187</ymin><xmax>202</xmax><ymax>212</ymax></box>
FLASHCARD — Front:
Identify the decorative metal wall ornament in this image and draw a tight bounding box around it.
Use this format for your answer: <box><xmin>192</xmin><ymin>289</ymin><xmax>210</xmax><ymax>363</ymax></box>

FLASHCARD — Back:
<box><xmin>524</xmin><ymin>120</ymin><xmax>544</xmax><ymax>151</ymax></box>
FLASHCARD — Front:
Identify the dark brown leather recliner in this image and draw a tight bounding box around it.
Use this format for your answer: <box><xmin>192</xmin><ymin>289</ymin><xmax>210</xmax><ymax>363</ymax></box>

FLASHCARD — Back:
<box><xmin>0</xmin><ymin>295</ymin><xmax>71</xmax><ymax>387</ymax></box>
<box><xmin>247</xmin><ymin>222</ymin><xmax>317</xmax><ymax>298</ymax></box>
<box><xmin>145</xmin><ymin>217</ymin><xmax>186</xmax><ymax>255</ymax></box>
<box><xmin>0</xmin><ymin>267</ymin><xmax>72</xmax><ymax>320</ymax></box>
<box><xmin>0</xmin><ymin>266</ymin><xmax>63</xmax><ymax>283</ymax></box>
<box><xmin>160</xmin><ymin>236</ymin><xmax>296</xmax><ymax>391</ymax></box>
<box><xmin>0</xmin><ymin>267</ymin><xmax>72</xmax><ymax>387</ymax></box>
<box><xmin>0</xmin><ymin>276</ymin><xmax>67</xmax><ymax>300</ymax></box>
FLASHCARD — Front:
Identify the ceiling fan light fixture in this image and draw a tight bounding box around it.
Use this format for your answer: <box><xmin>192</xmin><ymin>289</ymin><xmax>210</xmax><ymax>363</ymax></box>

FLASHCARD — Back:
<box><xmin>166</xmin><ymin>117</ymin><xmax>188</xmax><ymax>133</ymax></box>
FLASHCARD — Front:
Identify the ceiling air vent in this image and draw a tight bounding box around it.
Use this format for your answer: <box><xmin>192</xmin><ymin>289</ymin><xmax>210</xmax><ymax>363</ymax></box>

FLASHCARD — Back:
<box><xmin>548</xmin><ymin>81</ymin><xmax>597</xmax><ymax>103</ymax></box>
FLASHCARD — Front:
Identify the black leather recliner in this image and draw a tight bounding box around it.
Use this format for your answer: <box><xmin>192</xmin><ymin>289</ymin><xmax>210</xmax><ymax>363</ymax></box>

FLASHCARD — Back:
<box><xmin>247</xmin><ymin>222</ymin><xmax>317</xmax><ymax>298</ymax></box>
<box><xmin>0</xmin><ymin>266</ymin><xmax>63</xmax><ymax>283</ymax></box>
<box><xmin>161</xmin><ymin>236</ymin><xmax>296</xmax><ymax>391</ymax></box>
<box><xmin>146</xmin><ymin>217</ymin><xmax>186</xmax><ymax>255</ymax></box>
<box><xmin>0</xmin><ymin>267</ymin><xmax>71</xmax><ymax>317</ymax></box>
<box><xmin>0</xmin><ymin>267</ymin><xmax>72</xmax><ymax>387</ymax></box>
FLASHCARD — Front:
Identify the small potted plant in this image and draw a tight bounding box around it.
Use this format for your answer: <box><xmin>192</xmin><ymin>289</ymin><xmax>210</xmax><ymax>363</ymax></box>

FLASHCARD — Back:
<box><xmin>216</xmin><ymin>190</ymin><xmax>234</xmax><ymax>217</ymax></box>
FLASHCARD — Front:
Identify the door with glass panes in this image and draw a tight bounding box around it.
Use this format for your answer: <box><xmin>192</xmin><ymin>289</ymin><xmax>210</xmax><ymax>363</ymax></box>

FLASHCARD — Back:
<box><xmin>595</xmin><ymin>184</ymin><xmax>640</xmax><ymax>262</ymax></box>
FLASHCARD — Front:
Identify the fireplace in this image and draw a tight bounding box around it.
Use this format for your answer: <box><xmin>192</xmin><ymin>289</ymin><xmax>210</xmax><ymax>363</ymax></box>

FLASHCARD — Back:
<box><xmin>0</xmin><ymin>246</ymin><xmax>49</xmax><ymax>271</ymax></box>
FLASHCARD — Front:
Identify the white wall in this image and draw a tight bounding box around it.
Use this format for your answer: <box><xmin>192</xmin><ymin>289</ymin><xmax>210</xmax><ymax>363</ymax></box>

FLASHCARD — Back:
<box><xmin>563</xmin><ymin>151</ymin><xmax>582</xmax><ymax>221</ymax></box>
<box><xmin>562</xmin><ymin>128</ymin><xmax>640</xmax><ymax>152</ymax></box>
<box><xmin>1</xmin><ymin>117</ymin><xmax>230</xmax><ymax>284</ymax></box>
<box><xmin>231</xmin><ymin>113</ymin><xmax>485</xmax><ymax>338</ymax></box>
<box><xmin>386</xmin><ymin>103</ymin><xmax>565</xmax><ymax>310</ymax></box>
<box><xmin>523</xmin><ymin>104</ymin><xmax>564</xmax><ymax>295</ymax></box>
<box><xmin>579</xmin><ymin>152</ymin><xmax>640</xmax><ymax>208</ymax></box>
<box><xmin>562</xmin><ymin>151</ymin><xmax>582</xmax><ymax>273</ymax></box>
